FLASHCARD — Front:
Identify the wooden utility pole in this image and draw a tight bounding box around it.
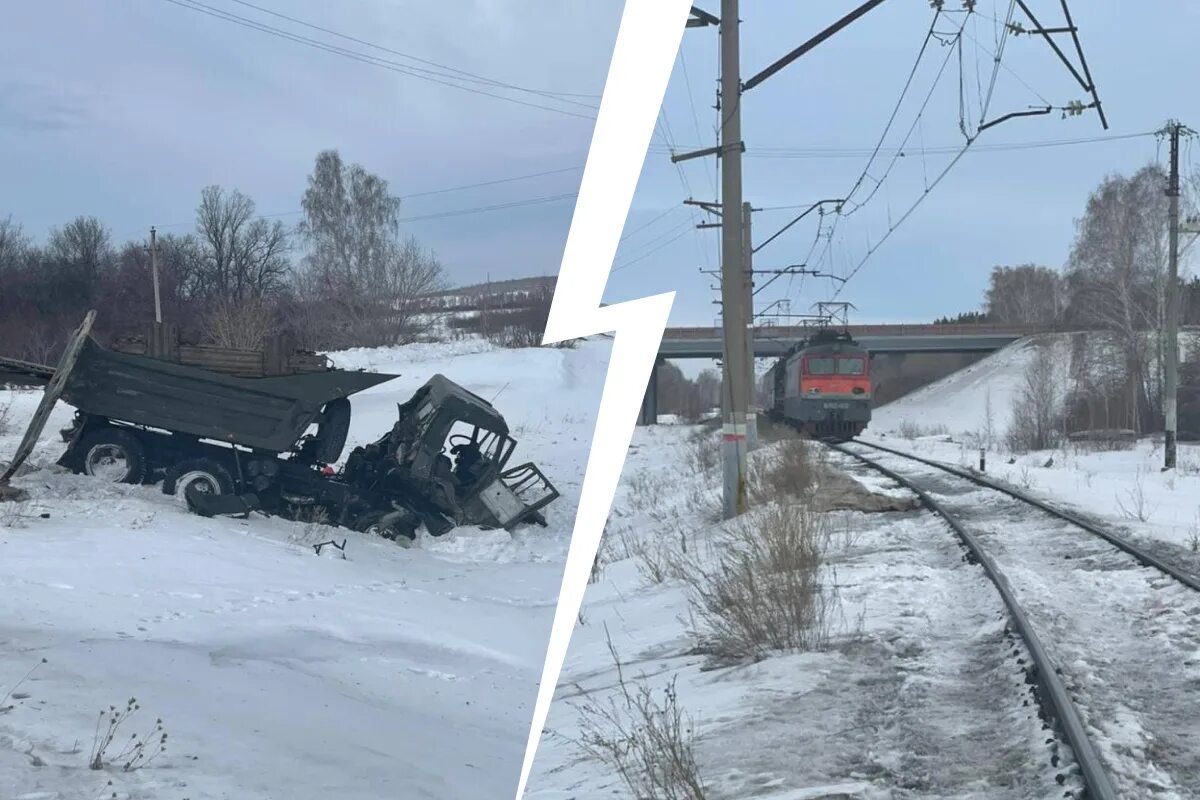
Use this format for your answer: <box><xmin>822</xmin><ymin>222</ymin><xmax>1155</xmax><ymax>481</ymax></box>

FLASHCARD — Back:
<box><xmin>149</xmin><ymin>227</ymin><xmax>162</xmax><ymax>324</ymax></box>
<box><xmin>1163</xmin><ymin>120</ymin><xmax>1193</xmax><ymax>470</ymax></box>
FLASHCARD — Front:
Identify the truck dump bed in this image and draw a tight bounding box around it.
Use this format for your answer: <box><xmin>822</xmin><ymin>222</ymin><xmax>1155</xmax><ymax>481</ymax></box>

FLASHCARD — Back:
<box><xmin>61</xmin><ymin>338</ymin><xmax>397</xmax><ymax>453</ymax></box>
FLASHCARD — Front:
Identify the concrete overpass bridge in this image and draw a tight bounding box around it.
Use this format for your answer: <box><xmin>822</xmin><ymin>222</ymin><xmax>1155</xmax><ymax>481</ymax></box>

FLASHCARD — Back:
<box><xmin>640</xmin><ymin>323</ymin><xmax>1050</xmax><ymax>424</ymax></box>
<box><xmin>659</xmin><ymin>323</ymin><xmax>1047</xmax><ymax>359</ymax></box>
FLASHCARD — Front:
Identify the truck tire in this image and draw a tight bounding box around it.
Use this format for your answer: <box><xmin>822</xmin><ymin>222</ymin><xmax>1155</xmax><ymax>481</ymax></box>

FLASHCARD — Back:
<box><xmin>353</xmin><ymin>510</ymin><xmax>418</xmax><ymax>546</ymax></box>
<box><xmin>78</xmin><ymin>428</ymin><xmax>147</xmax><ymax>484</ymax></box>
<box><xmin>162</xmin><ymin>458</ymin><xmax>235</xmax><ymax>501</ymax></box>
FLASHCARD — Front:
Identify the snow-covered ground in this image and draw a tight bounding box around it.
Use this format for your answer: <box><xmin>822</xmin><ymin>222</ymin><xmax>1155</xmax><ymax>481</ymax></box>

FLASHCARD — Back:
<box><xmin>0</xmin><ymin>337</ymin><xmax>610</xmax><ymax>800</ymax></box>
<box><xmin>528</xmin><ymin>424</ymin><xmax>1081</xmax><ymax>799</ymax></box>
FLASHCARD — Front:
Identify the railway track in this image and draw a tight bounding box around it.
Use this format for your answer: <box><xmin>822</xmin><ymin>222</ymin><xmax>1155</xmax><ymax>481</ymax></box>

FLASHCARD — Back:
<box><xmin>826</xmin><ymin>438</ymin><xmax>1200</xmax><ymax>800</ymax></box>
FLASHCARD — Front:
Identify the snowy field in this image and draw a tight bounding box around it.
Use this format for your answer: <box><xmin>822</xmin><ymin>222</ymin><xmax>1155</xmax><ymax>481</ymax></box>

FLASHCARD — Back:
<box><xmin>0</xmin><ymin>336</ymin><xmax>610</xmax><ymax>800</ymax></box>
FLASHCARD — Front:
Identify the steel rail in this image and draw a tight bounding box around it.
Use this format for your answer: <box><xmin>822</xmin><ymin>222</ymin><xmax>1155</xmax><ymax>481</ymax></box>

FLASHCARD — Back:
<box><xmin>852</xmin><ymin>438</ymin><xmax>1200</xmax><ymax>593</ymax></box>
<box><xmin>826</xmin><ymin>440</ymin><xmax>1118</xmax><ymax>800</ymax></box>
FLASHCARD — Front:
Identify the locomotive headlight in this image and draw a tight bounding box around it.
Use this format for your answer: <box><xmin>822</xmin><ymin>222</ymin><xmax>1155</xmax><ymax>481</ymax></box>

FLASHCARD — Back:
<box><xmin>809</xmin><ymin>387</ymin><xmax>821</xmax><ymax>394</ymax></box>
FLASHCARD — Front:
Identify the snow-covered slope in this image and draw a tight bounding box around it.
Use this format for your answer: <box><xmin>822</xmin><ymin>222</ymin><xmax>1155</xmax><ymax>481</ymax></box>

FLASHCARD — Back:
<box><xmin>0</xmin><ymin>338</ymin><xmax>610</xmax><ymax>800</ymax></box>
<box><xmin>871</xmin><ymin>335</ymin><xmax>1068</xmax><ymax>438</ymax></box>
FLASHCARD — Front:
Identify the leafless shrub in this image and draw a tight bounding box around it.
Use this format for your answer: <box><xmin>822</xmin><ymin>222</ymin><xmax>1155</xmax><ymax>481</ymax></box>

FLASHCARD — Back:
<box><xmin>626</xmin><ymin>471</ymin><xmax>669</xmax><ymax>513</ymax></box>
<box><xmin>1016</xmin><ymin>464</ymin><xmax>1034</xmax><ymax>489</ymax></box>
<box><xmin>686</xmin><ymin>431</ymin><xmax>720</xmax><ymax>476</ymax></box>
<box><xmin>631</xmin><ymin>535</ymin><xmax>676</xmax><ymax>585</ymax></box>
<box><xmin>89</xmin><ymin>698</ymin><xmax>168</xmax><ymax>772</ymax></box>
<box><xmin>200</xmin><ymin>293</ymin><xmax>276</xmax><ymax>351</ymax></box>
<box><xmin>0</xmin><ymin>395</ymin><xmax>12</xmax><ymax>436</ymax></box>
<box><xmin>629</xmin><ymin>520</ymin><xmax>699</xmax><ymax>586</ymax></box>
<box><xmin>572</xmin><ymin>635</ymin><xmax>708</xmax><ymax>800</ymax></box>
<box><xmin>747</xmin><ymin>437</ymin><xmax>816</xmax><ymax>506</ymax></box>
<box><xmin>1068</xmin><ymin>429</ymin><xmax>1136</xmax><ymax>454</ymax></box>
<box><xmin>896</xmin><ymin>420</ymin><xmax>950</xmax><ymax>439</ymax></box>
<box><xmin>1188</xmin><ymin>511</ymin><xmax>1200</xmax><ymax>553</ymax></box>
<box><xmin>1007</xmin><ymin>342</ymin><xmax>1066</xmax><ymax>453</ymax></box>
<box><xmin>1116</xmin><ymin>466</ymin><xmax>1155</xmax><ymax>522</ymax></box>
<box><xmin>590</xmin><ymin>547</ymin><xmax>604</xmax><ymax>584</ymax></box>
<box><xmin>681</xmin><ymin>503</ymin><xmax>836</xmax><ymax>663</ymax></box>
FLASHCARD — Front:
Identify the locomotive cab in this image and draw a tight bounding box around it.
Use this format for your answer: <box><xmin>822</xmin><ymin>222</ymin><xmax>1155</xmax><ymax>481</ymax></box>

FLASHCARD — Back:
<box><xmin>772</xmin><ymin>329</ymin><xmax>872</xmax><ymax>441</ymax></box>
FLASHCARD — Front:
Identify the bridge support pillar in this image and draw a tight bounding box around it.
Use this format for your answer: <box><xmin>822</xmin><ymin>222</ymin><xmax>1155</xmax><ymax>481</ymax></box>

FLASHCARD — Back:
<box><xmin>638</xmin><ymin>359</ymin><xmax>661</xmax><ymax>426</ymax></box>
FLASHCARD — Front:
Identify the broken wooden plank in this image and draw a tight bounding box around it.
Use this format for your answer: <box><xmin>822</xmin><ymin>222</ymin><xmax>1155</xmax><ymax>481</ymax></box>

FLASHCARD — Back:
<box><xmin>1</xmin><ymin>310</ymin><xmax>96</xmax><ymax>485</ymax></box>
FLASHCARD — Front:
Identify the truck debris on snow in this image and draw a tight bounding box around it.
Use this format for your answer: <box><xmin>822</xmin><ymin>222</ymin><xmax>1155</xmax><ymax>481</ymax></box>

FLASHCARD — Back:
<box><xmin>1</xmin><ymin>314</ymin><xmax>559</xmax><ymax>543</ymax></box>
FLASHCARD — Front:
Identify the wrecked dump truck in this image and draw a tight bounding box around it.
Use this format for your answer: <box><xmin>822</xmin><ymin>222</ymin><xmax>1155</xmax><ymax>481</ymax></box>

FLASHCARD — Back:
<box><xmin>1</xmin><ymin>313</ymin><xmax>559</xmax><ymax>543</ymax></box>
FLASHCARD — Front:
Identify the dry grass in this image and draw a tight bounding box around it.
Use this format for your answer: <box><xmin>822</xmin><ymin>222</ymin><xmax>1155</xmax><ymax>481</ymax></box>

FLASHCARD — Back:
<box><xmin>685</xmin><ymin>430</ymin><xmax>720</xmax><ymax>476</ymax></box>
<box><xmin>626</xmin><ymin>470</ymin><xmax>670</xmax><ymax>513</ymax></box>
<box><xmin>572</xmin><ymin>635</ymin><xmax>709</xmax><ymax>800</ymax></box>
<box><xmin>681</xmin><ymin>502</ymin><xmax>837</xmax><ymax>664</ymax></box>
<box><xmin>0</xmin><ymin>658</ymin><xmax>46</xmax><ymax>715</ymax></box>
<box><xmin>896</xmin><ymin>420</ymin><xmax>950</xmax><ymax>439</ymax></box>
<box><xmin>89</xmin><ymin>697</ymin><xmax>169</xmax><ymax>772</ymax></box>
<box><xmin>747</xmin><ymin>437</ymin><xmax>816</xmax><ymax>506</ymax></box>
<box><xmin>0</xmin><ymin>395</ymin><xmax>12</xmax><ymax>437</ymax></box>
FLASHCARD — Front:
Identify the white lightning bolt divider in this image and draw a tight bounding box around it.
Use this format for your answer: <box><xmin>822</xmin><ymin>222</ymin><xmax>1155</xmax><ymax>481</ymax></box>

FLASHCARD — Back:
<box><xmin>513</xmin><ymin>1</ymin><xmax>692</xmax><ymax>797</ymax></box>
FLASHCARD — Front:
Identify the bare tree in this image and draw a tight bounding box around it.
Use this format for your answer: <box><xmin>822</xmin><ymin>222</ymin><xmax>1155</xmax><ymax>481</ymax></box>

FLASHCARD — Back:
<box><xmin>45</xmin><ymin>216</ymin><xmax>115</xmax><ymax>306</ymax></box>
<box><xmin>294</xmin><ymin>150</ymin><xmax>445</xmax><ymax>348</ymax></box>
<box><xmin>984</xmin><ymin>264</ymin><xmax>1063</xmax><ymax>325</ymax></box>
<box><xmin>1065</xmin><ymin>165</ymin><xmax>1168</xmax><ymax>433</ymax></box>
<box><xmin>1007</xmin><ymin>340</ymin><xmax>1065</xmax><ymax>452</ymax></box>
<box><xmin>0</xmin><ymin>215</ymin><xmax>30</xmax><ymax>280</ymax></box>
<box><xmin>194</xmin><ymin>186</ymin><xmax>290</xmax><ymax>305</ymax></box>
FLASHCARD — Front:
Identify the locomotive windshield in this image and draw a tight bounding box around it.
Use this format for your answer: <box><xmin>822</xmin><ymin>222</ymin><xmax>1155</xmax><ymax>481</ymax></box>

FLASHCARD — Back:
<box><xmin>805</xmin><ymin>357</ymin><xmax>836</xmax><ymax>375</ymax></box>
<box><xmin>836</xmin><ymin>357</ymin><xmax>866</xmax><ymax>375</ymax></box>
<box><xmin>804</xmin><ymin>356</ymin><xmax>864</xmax><ymax>375</ymax></box>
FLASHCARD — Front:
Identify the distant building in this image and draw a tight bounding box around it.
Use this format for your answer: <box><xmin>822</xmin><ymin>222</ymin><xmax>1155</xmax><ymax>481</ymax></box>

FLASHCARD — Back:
<box><xmin>420</xmin><ymin>275</ymin><xmax>556</xmax><ymax>312</ymax></box>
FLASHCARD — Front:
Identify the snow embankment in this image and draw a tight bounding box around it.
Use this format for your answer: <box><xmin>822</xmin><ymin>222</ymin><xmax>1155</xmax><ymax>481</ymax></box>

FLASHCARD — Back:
<box><xmin>0</xmin><ymin>337</ymin><xmax>609</xmax><ymax>800</ymax></box>
<box><xmin>865</xmin><ymin>334</ymin><xmax>1200</xmax><ymax>555</ymax></box>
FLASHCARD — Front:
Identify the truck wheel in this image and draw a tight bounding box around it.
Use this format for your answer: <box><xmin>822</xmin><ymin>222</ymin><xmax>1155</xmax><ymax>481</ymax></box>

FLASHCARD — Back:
<box><xmin>163</xmin><ymin>458</ymin><xmax>234</xmax><ymax>502</ymax></box>
<box><xmin>353</xmin><ymin>510</ymin><xmax>418</xmax><ymax>546</ymax></box>
<box><xmin>78</xmin><ymin>428</ymin><xmax>147</xmax><ymax>484</ymax></box>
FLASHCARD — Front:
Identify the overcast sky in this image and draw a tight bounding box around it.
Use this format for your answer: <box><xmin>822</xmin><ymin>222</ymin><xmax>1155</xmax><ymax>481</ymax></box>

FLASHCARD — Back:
<box><xmin>0</xmin><ymin>0</ymin><xmax>621</xmax><ymax>286</ymax></box>
<box><xmin>608</xmin><ymin>0</ymin><xmax>1200</xmax><ymax>326</ymax></box>
<box><xmin>3</xmin><ymin>2</ymin><xmax>1198</xmax><ymax>329</ymax></box>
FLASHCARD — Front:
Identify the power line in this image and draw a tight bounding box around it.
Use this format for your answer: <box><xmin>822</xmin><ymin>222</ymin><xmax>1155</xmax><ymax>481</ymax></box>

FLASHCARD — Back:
<box><xmin>397</xmin><ymin>192</ymin><xmax>578</xmax><ymax>223</ymax></box>
<box><xmin>138</xmin><ymin>164</ymin><xmax>586</xmax><ymax>233</ymax></box>
<box><xmin>224</xmin><ymin>0</ymin><xmax>599</xmax><ymax>102</ymax></box>
<box><xmin>401</xmin><ymin>166</ymin><xmax>583</xmax><ymax>199</ymax></box>
<box><xmin>611</xmin><ymin>225</ymin><xmax>695</xmax><ymax>274</ymax></box>
<box><xmin>830</xmin><ymin>0</ymin><xmax>1024</xmax><ymax>298</ymax></box>
<box><xmin>153</xmin><ymin>0</ymin><xmax>598</xmax><ymax>121</ymax></box>
<box><xmin>619</xmin><ymin>205</ymin><xmax>685</xmax><ymax>243</ymax></box>
<box><xmin>647</xmin><ymin>130</ymin><xmax>1152</xmax><ymax>159</ymax></box>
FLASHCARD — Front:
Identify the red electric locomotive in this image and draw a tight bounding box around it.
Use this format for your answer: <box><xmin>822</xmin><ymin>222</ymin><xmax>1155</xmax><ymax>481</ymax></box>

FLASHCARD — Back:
<box><xmin>765</xmin><ymin>328</ymin><xmax>872</xmax><ymax>441</ymax></box>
